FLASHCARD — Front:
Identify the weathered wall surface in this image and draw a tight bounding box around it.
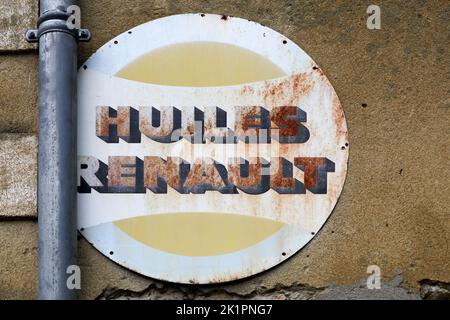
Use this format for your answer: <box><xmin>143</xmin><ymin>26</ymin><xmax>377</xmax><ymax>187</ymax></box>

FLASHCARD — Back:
<box><xmin>0</xmin><ymin>0</ymin><xmax>448</xmax><ymax>299</ymax></box>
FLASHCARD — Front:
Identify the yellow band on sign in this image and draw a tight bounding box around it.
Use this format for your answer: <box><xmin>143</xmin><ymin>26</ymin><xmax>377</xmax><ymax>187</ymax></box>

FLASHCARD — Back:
<box><xmin>116</xmin><ymin>42</ymin><xmax>286</xmax><ymax>87</ymax></box>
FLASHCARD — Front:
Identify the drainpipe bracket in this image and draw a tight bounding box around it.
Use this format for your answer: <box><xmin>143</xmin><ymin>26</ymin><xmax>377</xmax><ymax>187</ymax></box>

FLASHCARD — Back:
<box><xmin>25</xmin><ymin>9</ymin><xmax>91</xmax><ymax>43</ymax></box>
<box><xmin>25</xmin><ymin>29</ymin><xmax>39</xmax><ymax>43</ymax></box>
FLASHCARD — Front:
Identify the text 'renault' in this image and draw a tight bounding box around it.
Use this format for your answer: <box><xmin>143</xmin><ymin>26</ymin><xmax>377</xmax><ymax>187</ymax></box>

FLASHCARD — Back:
<box><xmin>78</xmin><ymin>106</ymin><xmax>335</xmax><ymax>194</ymax></box>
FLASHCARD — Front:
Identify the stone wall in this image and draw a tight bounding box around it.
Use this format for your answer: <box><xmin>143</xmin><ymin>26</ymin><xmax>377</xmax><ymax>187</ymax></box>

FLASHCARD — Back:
<box><xmin>0</xmin><ymin>0</ymin><xmax>448</xmax><ymax>299</ymax></box>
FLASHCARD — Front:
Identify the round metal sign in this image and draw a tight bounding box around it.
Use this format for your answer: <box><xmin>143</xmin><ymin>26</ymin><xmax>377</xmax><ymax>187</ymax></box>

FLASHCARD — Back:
<box><xmin>77</xmin><ymin>13</ymin><xmax>348</xmax><ymax>284</ymax></box>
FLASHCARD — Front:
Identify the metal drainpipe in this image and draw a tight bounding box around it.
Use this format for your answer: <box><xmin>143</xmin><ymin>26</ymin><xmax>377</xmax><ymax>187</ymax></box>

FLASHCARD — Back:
<box><xmin>26</xmin><ymin>0</ymin><xmax>90</xmax><ymax>299</ymax></box>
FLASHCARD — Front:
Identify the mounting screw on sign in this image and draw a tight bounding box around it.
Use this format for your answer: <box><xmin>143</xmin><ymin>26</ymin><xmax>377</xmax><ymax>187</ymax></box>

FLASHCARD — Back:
<box><xmin>77</xmin><ymin>13</ymin><xmax>349</xmax><ymax>284</ymax></box>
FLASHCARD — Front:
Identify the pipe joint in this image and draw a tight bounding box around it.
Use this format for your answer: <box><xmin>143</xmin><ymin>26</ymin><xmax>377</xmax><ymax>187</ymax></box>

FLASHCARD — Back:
<box><xmin>25</xmin><ymin>8</ymin><xmax>91</xmax><ymax>43</ymax></box>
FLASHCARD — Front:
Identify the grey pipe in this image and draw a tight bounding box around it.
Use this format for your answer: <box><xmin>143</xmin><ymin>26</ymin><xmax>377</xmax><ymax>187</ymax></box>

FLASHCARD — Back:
<box><xmin>37</xmin><ymin>0</ymin><xmax>79</xmax><ymax>300</ymax></box>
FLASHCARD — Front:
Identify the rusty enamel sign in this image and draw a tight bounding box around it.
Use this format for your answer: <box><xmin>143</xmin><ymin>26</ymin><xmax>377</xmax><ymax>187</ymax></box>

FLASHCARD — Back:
<box><xmin>77</xmin><ymin>14</ymin><xmax>348</xmax><ymax>284</ymax></box>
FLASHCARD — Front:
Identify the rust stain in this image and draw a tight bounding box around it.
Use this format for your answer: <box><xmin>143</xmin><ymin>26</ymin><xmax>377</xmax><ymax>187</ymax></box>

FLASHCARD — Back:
<box><xmin>235</xmin><ymin>106</ymin><xmax>266</xmax><ymax>138</ymax></box>
<box><xmin>239</xmin><ymin>84</ymin><xmax>255</xmax><ymax>96</ymax></box>
<box><xmin>294</xmin><ymin>157</ymin><xmax>326</xmax><ymax>190</ymax></box>
<box><xmin>262</xmin><ymin>73</ymin><xmax>313</xmax><ymax>107</ymax></box>
<box><xmin>331</xmin><ymin>91</ymin><xmax>349</xmax><ymax>146</ymax></box>
<box><xmin>183</xmin><ymin>159</ymin><xmax>226</xmax><ymax>190</ymax></box>
<box><xmin>204</xmin><ymin>113</ymin><xmax>215</xmax><ymax>131</ymax></box>
<box><xmin>271</xmin><ymin>157</ymin><xmax>295</xmax><ymax>189</ymax></box>
<box><xmin>270</xmin><ymin>106</ymin><xmax>300</xmax><ymax>138</ymax></box>
<box><xmin>96</xmin><ymin>106</ymin><xmax>110</xmax><ymax>138</ymax></box>
<box><xmin>95</xmin><ymin>106</ymin><xmax>133</xmax><ymax>139</ymax></box>
<box><xmin>228</xmin><ymin>158</ymin><xmax>263</xmax><ymax>189</ymax></box>
<box><xmin>186</xmin><ymin>123</ymin><xmax>195</xmax><ymax>135</ymax></box>
<box><xmin>108</xmin><ymin>156</ymin><xmax>137</xmax><ymax>188</ymax></box>
<box><xmin>312</xmin><ymin>65</ymin><xmax>324</xmax><ymax>76</ymax></box>
<box><xmin>139</xmin><ymin>107</ymin><xmax>179</xmax><ymax>137</ymax></box>
<box><xmin>160</xmin><ymin>108</ymin><xmax>174</xmax><ymax>136</ymax></box>
<box><xmin>144</xmin><ymin>157</ymin><xmax>182</xmax><ymax>190</ymax></box>
<box><xmin>117</xmin><ymin>106</ymin><xmax>132</xmax><ymax>137</ymax></box>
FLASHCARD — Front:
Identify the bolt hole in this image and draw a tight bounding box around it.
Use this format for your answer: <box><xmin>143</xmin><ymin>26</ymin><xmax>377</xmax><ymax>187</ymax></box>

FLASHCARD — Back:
<box><xmin>109</xmin><ymin>251</ymin><xmax>114</xmax><ymax>255</ymax></box>
<box><xmin>128</xmin><ymin>31</ymin><xmax>132</xmax><ymax>34</ymax></box>
<box><xmin>80</xmin><ymin>228</ymin><xmax>84</xmax><ymax>231</ymax></box>
<box><xmin>83</xmin><ymin>65</ymin><xmax>87</xmax><ymax>70</ymax></box>
<box><xmin>200</xmin><ymin>13</ymin><xmax>205</xmax><ymax>17</ymax></box>
<box><xmin>114</xmin><ymin>40</ymin><xmax>118</xmax><ymax>44</ymax></box>
<box><xmin>313</xmin><ymin>66</ymin><xmax>318</xmax><ymax>70</ymax></box>
<box><xmin>361</xmin><ymin>103</ymin><xmax>367</xmax><ymax>108</ymax></box>
<box><xmin>282</xmin><ymin>252</ymin><xmax>286</xmax><ymax>256</ymax></box>
<box><xmin>345</xmin><ymin>143</ymin><xmax>349</xmax><ymax>147</ymax></box>
<box><xmin>311</xmin><ymin>232</ymin><xmax>315</xmax><ymax>235</ymax></box>
<box><xmin>282</xmin><ymin>40</ymin><xmax>287</xmax><ymax>44</ymax></box>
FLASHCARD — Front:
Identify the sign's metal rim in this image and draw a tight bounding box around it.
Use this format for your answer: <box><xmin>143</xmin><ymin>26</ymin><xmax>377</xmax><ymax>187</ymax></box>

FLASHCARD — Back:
<box><xmin>77</xmin><ymin>13</ymin><xmax>349</xmax><ymax>284</ymax></box>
